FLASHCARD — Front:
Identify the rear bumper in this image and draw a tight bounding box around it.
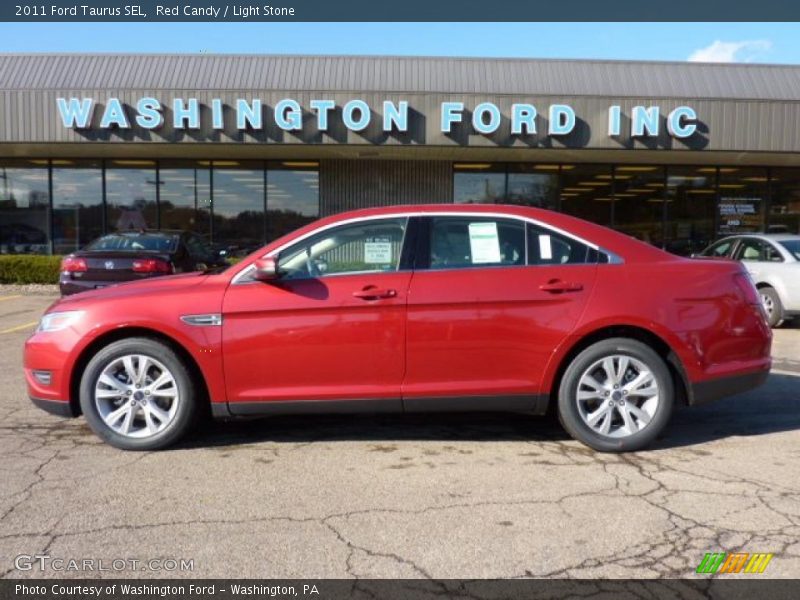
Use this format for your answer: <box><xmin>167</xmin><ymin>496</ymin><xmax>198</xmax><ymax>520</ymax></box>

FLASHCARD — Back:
<box><xmin>59</xmin><ymin>274</ymin><xmax>115</xmax><ymax>296</ymax></box>
<box><xmin>690</xmin><ymin>368</ymin><xmax>770</xmax><ymax>406</ymax></box>
<box><xmin>30</xmin><ymin>396</ymin><xmax>78</xmax><ymax>418</ymax></box>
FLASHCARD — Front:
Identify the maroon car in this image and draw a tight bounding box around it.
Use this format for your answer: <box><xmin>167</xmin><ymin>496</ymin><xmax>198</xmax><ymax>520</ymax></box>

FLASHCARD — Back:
<box><xmin>59</xmin><ymin>231</ymin><xmax>226</xmax><ymax>296</ymax></box>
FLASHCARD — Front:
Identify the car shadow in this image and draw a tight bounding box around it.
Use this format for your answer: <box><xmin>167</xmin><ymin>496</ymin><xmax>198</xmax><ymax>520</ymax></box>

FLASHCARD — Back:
<box><xmin>651</xmin><ymin>371</ymin><xmax>800</xmax><ymax>450</ymax></box>
<box><xmin>175</xmin><ymin>372</ymin><xmax>800</xmax><ymax>452</ymax></box>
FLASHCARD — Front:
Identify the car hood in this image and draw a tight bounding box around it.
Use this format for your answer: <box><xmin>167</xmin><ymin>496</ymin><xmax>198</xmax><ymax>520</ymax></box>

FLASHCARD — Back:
<box><xmin>52</xmin><ymin>272</ymin><xmax>212</xmax><ymax>310</ymax></box>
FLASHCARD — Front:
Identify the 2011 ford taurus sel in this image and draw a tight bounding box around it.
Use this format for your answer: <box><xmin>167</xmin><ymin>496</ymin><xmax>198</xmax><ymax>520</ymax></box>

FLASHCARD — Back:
<box><xmin>24</xmin><ymin>205</ymin><xmax>772</xmax><ymax>452</ymax></box>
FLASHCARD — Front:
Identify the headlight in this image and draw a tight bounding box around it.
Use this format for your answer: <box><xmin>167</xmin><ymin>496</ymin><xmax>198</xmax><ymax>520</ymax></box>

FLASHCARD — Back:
<box><xmin>36</xmin><ymin>311</ymin><xmax>84</xmax><ymax>333</ymax></box>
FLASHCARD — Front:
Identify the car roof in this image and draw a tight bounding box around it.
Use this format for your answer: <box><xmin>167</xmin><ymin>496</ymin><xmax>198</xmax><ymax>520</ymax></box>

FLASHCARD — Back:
<box><xmin>103</xmin><ymin>230</ymin><xmax>182</xmax><ymax>237</ymax></box>
<box><xmin>720</xmin><ymin>233</ymin><xmax>800</xmax><ymax>242</ymax></box>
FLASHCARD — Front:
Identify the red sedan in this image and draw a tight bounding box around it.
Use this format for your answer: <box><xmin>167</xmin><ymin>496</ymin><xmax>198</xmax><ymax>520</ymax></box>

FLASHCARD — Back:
<box><xmin>24</xmin><ymin>205</ymin><xmax>772</xmax><ymax>452</ymax></box>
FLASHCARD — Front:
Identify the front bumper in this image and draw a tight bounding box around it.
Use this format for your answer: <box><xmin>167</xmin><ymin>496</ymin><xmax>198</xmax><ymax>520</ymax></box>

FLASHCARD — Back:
<box><xmin>690</xmin><ymin>368</ymin><xmax>770</xmax><ymax>406</ymax></box>
<box><xmin>30</xmin><ymin>396</ymin><xmax>78</xmax><ymax>418</ymax></box>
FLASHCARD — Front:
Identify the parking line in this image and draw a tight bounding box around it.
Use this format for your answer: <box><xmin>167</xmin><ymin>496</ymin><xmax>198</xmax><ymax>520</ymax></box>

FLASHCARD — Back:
<box><xmin>0</xmin><ymin>295</ymin><xmax>22</xmax><ymax>302</ymax></box>
<box><xmin>771</xmin><ymin>368</ymin><xmax>800</xmax><ymax>377</ymax></box>
<box><xmin>0</xmin><ymin>321</ymin><xmax>38</xmax><ymax>334</ymax></box>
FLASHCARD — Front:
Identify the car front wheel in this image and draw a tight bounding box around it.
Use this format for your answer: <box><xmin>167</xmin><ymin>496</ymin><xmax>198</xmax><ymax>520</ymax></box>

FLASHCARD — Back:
<box><xmin>759</xmin><ymin>286</ymin><xmax>784</xmax><ymax>328</ymax></box>
<box><xmin>557</xmin><ymin>338</ymin><xmax>674</xmax><ymax>452</ymax></box>
<box><xmin>79</xmin><ymin>337</ymin><xmax>198</xmax><ymax>450</ymax></box>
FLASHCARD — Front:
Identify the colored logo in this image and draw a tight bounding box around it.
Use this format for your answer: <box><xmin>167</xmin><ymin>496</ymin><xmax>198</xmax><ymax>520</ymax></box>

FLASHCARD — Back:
<box><xmin>696</xmin><ymin>552</ymin><xmax>773</xmax><ymax>574</ymax></box>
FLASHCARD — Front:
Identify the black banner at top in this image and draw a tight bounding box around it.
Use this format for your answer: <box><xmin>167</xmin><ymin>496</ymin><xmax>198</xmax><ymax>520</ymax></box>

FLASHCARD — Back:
<box><xmin>2</xmin><ymin>0</ymin><xmax>800</xmax><ymax>22</ymax></box>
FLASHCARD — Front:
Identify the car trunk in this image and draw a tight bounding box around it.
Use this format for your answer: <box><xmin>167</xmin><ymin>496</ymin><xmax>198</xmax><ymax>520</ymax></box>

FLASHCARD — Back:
<box><xmin>68</xmin><ymin>252</ymin><xmax>172</xmax><ymax>286</ymax></box>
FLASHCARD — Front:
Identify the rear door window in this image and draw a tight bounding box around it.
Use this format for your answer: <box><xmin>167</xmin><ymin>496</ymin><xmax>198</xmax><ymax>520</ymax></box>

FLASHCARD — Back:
<box><xmin>419</xmin><ymin>216</ymin><xmax>599</xmax><ymax>269</ymax></box>
<box><xmin>764</xmin><ymin>242</ymin><xmax>784</xmax><ymax>263</ymax></box>
<box><xmin>428</xmin><ymin>217</ymin><xmax>526</xmax><ymax>269</ymax></box>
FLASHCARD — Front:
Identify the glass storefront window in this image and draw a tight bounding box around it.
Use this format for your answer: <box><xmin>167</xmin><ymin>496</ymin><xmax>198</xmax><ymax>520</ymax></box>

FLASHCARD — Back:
<box><xmin>665</xmin><ymin>166</ymin><xmax>717</xmax><ymax>256</ymax></box>
<box><xmin>211</xmin><ymin>161</ymin><xmax>265</xmax><ymax>256</ymax></box>
<box><xmin>105</xmin><ymin>160</ymin><xmax>158</xmax><ymax>231</ymax></box>
<box><xmin>613</xmin><ymin>166</ymin><xmax>666</xmax><ymax>247</ymax></box>
<box><xmin>0</xmin><ymin>160</ymin><xmax>49</xmax><ymax>254</ymax></box>
<box><xmin>454</xmin><ymin>163</ymin><xmax>506</xmax><ymax>203</ymax></box>
<box><xmin>505</xmin><ymin>164</ymin><xmax>559</xmax><ymax>210</ymax></box>
<box><xmin>3</xmin><ymin>158</ymin><xmax>798</xmax><ymax>259</ymax></box>
<box><xmin>52</xmin><ymin>160</ymin><xmax>103</xmax><ymax>254</ymax></box>
<box><xmin>559</xmin><ymin>164</ymin><xmax>613</xmax><ymax>226</ymax></box>
<box><xmin>717</xmin><ymin>167</ymin><xmax>768</xmax><ymax>237</ymax></box>
<box><xmin>159</xmin><ymin>161</ymin><xmax>211</xmax><ymax>237</ymax></box>
<box><xmin>769</xmin><ymin>168</ymin><xmax>800</xmax><ymax>235</ymax></box>
<box><xmin>267</xmin><ymin>162</ymin><xmax>319</xmax><ymax>242</ymax></box>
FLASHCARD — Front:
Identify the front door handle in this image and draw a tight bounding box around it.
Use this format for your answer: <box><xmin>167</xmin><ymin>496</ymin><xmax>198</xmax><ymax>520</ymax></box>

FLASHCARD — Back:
<box><xmin>353</xmin><ymin>286</ymin><xmax>398</xmax><ymax>300</ymax></box>
<box><xmin>539</xmin><ymin>279</ymin><xmax>584</xmax><ymax>293</ymax></box>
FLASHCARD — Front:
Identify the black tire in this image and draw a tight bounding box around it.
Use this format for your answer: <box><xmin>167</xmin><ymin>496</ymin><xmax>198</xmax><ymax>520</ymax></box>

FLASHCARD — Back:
<box><xmin>759</xmin><ymin>286</ymin><xmax>785</xmax><ymax>328</ymax></box>
<box><xmin>557</xmin><ymin>338</ymin><xmax>674</xmax><ymax>453</ymax></box>
<box><xmin>79</xmin><ymin>337</ymin><xmax>198</xmax><ymax>450</ymax></box>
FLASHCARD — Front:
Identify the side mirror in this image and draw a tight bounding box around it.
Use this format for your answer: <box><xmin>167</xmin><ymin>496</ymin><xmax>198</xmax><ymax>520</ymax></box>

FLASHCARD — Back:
<box><xmin>253</xmin><ymin>257</ymin><xmax>280</xmax><ymax>282</ymax></box>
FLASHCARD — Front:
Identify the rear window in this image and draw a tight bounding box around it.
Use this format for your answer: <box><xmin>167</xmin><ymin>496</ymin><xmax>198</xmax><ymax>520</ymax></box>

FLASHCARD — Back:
<box><xmin>85</xmin><ymin>234</ymin><xmax>178</xmax><ymax>253</ymax></box>
<box><xmin>779</xmin><ymin>240</ymin><xmax>800</xmax><ymax>260</ymax></box>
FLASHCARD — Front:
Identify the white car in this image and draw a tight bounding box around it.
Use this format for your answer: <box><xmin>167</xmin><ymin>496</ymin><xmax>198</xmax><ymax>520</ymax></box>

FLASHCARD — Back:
<box><xmin>699</xmin><ymin>234</ymin><xmax>800</xmax><ymax>327</ymax></box>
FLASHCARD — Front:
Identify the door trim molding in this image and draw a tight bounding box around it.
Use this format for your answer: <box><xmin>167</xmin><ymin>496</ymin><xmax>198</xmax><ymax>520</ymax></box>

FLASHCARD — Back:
<box><xmin>403</xmin><ymin>394</ymin><xmax>548</xmax><ymax>414</ymax></box>
<box><xmin>212</xmin><ymin>394</ymin><xmax>548</xmax><ymax>419</ymax></box>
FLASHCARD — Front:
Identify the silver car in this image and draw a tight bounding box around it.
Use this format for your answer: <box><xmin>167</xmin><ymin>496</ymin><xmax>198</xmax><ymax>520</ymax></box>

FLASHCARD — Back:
<box><xmin>699</xmin><ymin>234</ymin><xmax>800</xmax><ymax>327</ymax></box>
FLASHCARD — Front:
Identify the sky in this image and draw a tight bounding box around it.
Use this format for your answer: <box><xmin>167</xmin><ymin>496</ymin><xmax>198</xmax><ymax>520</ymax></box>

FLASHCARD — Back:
<box><xmin>0</xmin><ymin>22</ymin><xmax>798</xmax><ymax>63</ymax></box>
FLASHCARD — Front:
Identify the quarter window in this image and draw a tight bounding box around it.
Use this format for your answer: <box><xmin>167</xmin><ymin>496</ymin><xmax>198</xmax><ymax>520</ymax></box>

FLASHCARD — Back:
<box><xmin>526</xmin><ymin>223</ymin><xmax>595</xmax><ymax>265</ymax></box>
<box><xmin>277</xmin><ymin>218</ymin><xmax>407</xmax><ymax>279</ymax></box>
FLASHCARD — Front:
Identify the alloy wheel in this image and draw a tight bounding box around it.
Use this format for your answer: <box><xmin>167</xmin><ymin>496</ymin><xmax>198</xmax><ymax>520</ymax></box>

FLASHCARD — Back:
<box><xmin>94</xmin><ymin>354</ymin><xmax>180</xmax><ymax>438</ymax></box>
<box><xmin>761</xmin><ymin>293</ymin><xmax>774</xmax><ymax>316</ymax></box>
<box><xmin>575</xmin><ymin>354</ymin><xmax>660</xmax><ymax>439</ymax></box>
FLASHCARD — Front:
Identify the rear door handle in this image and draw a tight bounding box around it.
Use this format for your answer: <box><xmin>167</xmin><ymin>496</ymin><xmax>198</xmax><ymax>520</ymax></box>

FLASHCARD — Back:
<box><xmin>353</xmin><ymin>286</ymin><xmax>398</xmax><ymax>300</ymax></box>
<box><xmin>539</xmin><ymin>280</ymin><xmax>584</xmax><ymax>293</ymax></box>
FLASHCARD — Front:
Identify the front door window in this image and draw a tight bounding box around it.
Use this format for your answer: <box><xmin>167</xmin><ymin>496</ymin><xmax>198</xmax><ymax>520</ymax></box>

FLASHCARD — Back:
<box><xmin>277</xmin><ymin>217</ymin><xmax>408</xmax><ymax>279</ymax></box>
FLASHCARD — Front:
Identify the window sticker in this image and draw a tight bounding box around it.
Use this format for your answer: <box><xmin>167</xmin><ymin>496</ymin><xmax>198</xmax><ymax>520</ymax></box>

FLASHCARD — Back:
<box><xmin>364</xmin><ymin>237</ymin><xmax>392</xmax><ymax>264</ymax></box>
<box><xmin>539</xmin><ymin>234</ymin><xmax>553</xmax><ymax>260</ymax></box>
<box><xmin>468</xmin><ymin>222</ymin><xmax>501</xmax><ymax>264</ymax></box>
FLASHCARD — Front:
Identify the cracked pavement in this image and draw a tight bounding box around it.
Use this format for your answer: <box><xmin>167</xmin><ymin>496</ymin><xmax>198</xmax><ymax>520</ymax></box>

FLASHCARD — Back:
<box><xmin>1</xmin><ymin>292</ymin><xmax>799</xmax><ymax>579</ymax></box>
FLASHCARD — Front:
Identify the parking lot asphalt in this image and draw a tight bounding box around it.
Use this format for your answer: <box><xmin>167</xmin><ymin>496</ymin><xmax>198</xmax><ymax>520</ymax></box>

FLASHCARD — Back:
<box><xmin>1</xmin><ymin>290</ymin><xmax>799</xmax><ymax>579</ymax></box>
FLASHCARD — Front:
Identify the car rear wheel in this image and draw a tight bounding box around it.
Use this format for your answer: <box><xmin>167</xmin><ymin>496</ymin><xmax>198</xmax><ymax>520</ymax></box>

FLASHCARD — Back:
<box><xmin>759</xmin><ymin>286</ymin><xmax>784</xmax><ymax>328</ymax></box>
<box><xmin>79</xmin><ymin>337</ymin><xmax>197</xmax><ymax>450</ymax></box>
<box><xmin>557</xmin><ymin>338</ymin><xmax>674</xmax><ymax>452</ymax></box>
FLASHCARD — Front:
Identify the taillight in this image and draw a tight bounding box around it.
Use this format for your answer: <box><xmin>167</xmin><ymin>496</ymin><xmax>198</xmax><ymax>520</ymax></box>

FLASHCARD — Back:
<box><xmin>132</xmin><ymin>258</ymin><xmax>172</xmax><ymax>274</ymax></box>
<box><xmin>733</xmin><ymin>272</ymin><xmax>760</xmax><ymax>305</ymax></box>
<box><xmin>60</xmin><ymin>256</ymin><xmax>87</xmax><ymax>273</ymax></box>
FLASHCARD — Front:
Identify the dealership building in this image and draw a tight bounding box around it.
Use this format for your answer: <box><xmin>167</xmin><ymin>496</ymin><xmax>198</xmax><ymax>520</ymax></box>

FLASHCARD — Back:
<box><xmin>1</xmin><ymin>53</ymin><xmax>800</xmax><ymax>257</ymax></box>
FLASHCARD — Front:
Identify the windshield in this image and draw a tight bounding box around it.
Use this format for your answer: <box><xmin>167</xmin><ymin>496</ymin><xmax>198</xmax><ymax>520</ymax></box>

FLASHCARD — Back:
<box><xmin>85</xmin><ymin>234</ymin><xmax>178</xmax><ymax>253</ymax></box>
<box><xmin>779</xmin><ymin>240</ymin><xmax>800</xmax><ymax>260</ymax></box>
